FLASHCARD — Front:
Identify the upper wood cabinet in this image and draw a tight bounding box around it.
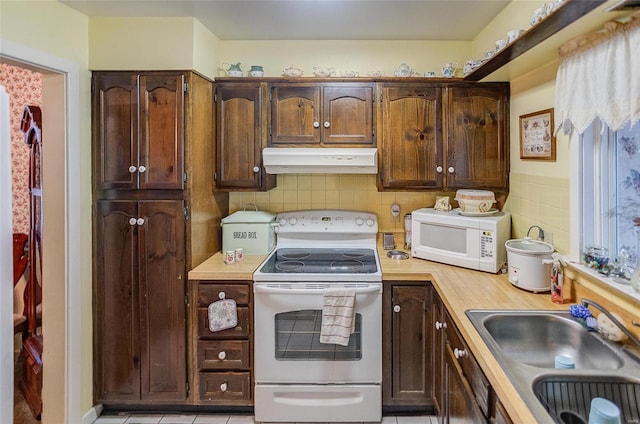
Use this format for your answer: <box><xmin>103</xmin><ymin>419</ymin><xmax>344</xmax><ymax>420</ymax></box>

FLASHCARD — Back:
<box><xmin>269</xmin><ymin>82</ymin><xmax>375</xmax><ymax>146</ymax></box>
<box><xmin>378</xmin><ymin>84</ymin><xmax>443</xmax><ymax>190</ymax></box>
<box><xmin>444</xmin><ymin>83</ymin><xmax>509</xmax><ymax>190</ymax></box>
<box><xmin>214</xmin><ymin>82</ymin><xmax>275</xmax><ymax>191</ymax></box>
<box><xmin>378</xmin><ymin>81</ymin><xmax>509</xmax><ymax>191</ymax></box>
<box><xmin>93</xmin><ymin>73</ymin><xmax>185</xmax><ymax>191</ymax></box>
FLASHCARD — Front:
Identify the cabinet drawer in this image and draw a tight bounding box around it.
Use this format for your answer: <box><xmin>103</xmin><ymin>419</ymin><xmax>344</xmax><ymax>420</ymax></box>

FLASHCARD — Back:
<box><xmin>199</xmin><ymin>372</ymin><xmax>252</xmax><ymax>403</ymax></box>
<box><xmin>445</xmin><ymin>313</ymin><xmax>491</xmax><ymax>417</ymax></box>
<box><xmin>198</xmin><ymin>306</ymin><xmax>250</xmax><ymax>339</ymax></box>
<box><xmin>198</xmin><ymin>284</ymin><xmax>250</xmax><ymax>306</ymax></box>
<box><xmin>198</xmin><ymin>340</ymin><xmax>250</xmax><ymax>371</ymax></box>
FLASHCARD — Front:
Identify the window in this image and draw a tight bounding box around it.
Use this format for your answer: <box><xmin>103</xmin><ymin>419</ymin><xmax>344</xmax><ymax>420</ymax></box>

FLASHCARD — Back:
<box><xmin>579</xmin><ymin>121</ymin><xmax>640</xmax><ymax>269</ymax></box>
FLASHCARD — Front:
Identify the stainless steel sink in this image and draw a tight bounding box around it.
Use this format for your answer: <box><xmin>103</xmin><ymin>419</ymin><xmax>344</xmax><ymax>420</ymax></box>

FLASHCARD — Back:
<box><xmin>466</xmin><ymin>310</ymin><xmax>640</xmax><ymax>423</ymax></box>
<box><xmin>481</xmin><ymin>312</ymin><xmax>623</xmax><ymax>370</ymax></box>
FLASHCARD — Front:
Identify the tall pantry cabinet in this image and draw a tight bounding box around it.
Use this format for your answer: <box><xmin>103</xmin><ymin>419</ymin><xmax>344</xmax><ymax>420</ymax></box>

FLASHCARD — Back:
<box><xmin>92</xmin><ymin>71</ymin><xmax>228</xmax><ymax>405</ymax></box>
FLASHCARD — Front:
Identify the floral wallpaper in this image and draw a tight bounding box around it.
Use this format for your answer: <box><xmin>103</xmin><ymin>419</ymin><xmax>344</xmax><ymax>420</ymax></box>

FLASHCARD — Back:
<box><xmin>0</xmin><ymin>63</ymin><xmax>42</xmax><ymax>235</ymax></box>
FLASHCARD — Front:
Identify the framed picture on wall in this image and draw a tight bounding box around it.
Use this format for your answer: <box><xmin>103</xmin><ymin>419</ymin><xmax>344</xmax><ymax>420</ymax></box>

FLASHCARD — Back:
<box><xmin>519</xmin><ymin>108</ymin><xmax>556</xmax><ymax>161</ymax></box>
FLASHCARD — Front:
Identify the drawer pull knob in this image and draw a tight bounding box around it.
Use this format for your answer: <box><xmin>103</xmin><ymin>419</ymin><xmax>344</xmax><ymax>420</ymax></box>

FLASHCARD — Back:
<box><xmin>129</xmin><ymin>165</ymin><xmax>137</xmax><ymax>173</ymax></box>
<box><xmin>218</xmin><ymin>351</ymin><xmax>226</xmax><ymax>360</ymax></box>
<box><xmin>218</xmin><ymin>291</ymin><xmax>226</xmax><ymax>300</ymax></box>
<box><xmin>454</xmin><ymin>348</ymin><xmax>468</xmax><ymax>359</ymax></box>
<box><xmin>220</xmin><ymin>382</ymin><xmax>228</xmax><ymax>392</ymax></box>
<box><xmin>393</xmin><ymin>305</ymin><xmax>401</xmax><ymax>313</ymax></box>
<box><xmin>138</xmin><ymin>165</ymin><xmax>146</xmax><ymax>173</ymax></box>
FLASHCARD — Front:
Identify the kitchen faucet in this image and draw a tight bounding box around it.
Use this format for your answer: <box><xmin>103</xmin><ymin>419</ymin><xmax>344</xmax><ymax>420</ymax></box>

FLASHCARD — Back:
<box><xmin>581</xmin><ymin>298</ymin><xmax>640</xmax><ymax>349</ymax></box>
<box><xmin>526</xmin><ymin>225</ymin><xmax>545</xmax><ymax>241</ymax></box>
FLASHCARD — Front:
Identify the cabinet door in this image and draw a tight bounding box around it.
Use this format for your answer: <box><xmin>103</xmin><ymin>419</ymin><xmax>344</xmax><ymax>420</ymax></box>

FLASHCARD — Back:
<box><xmin>93</xmin><ymin>73</ymin><xmax>185</xmax><ymax>191</ymax></box>
<box><xmin>138</xmin><ymin>74</ymin><xmax>185</xmax><ymax>190</ymax></box>
<box><xmin>322</xmin><ymin>84</ymin><xmax>374</xmax><ymax>145</ymax></box>
<box><xmin>93</xmin><ymin>74</ymin><xmax>139</xmax><ymax>190</ymax></box>
<box><xmin>216</xmin><ymin>83</ymin><xmax>266</xmax><ymax>189</ymax></box>
<box><xmin>270</xmin><ymin>85</ymin><xmax>321</xmax><ymax>145</ymax></box>
<box><xmin>385</xmin><ymin>284</ymin><xmax>433</xmax><ymax>405</ymax></box>
<box><xmin>138</xmin><ymin>200</ymin><xmax>187</xmax><ymax>401</ymax></box>
<box><xmin>445</xmin><ymin>85</ymin><xmax>509</xmax><ymax>190</ymax></box>
<box><xmin>444</xmin><ymin>343</ymin><xmax>485</xmax><ymax>424</ymax></box>
<box><xmin>433</xmin><ymin>293</ymin><xmax>445</xmax><ymax>418</ymax></box>
<box><xmin>379</xmin><ymin>85</ymin><xmax>443</xmax><ymax>190</ymax></box>
<box><xmin>94</xmin><ymin>200</ymin><xmax>140</xmax><ymax>402</ymax></box>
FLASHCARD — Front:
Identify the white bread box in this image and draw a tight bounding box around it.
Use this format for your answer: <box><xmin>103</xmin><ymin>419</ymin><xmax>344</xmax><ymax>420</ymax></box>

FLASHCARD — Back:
<box><xmin>221</xmin><ymin>209</ymin><xmax>277</xmax><ymax>254</ymax></box>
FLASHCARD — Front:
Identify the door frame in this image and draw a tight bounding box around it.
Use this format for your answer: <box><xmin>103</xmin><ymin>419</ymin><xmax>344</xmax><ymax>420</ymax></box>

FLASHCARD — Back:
<box><xmin>0</xmin><ymin>38</ymin><xmax>83</xmax><ymax>423</ymax></box>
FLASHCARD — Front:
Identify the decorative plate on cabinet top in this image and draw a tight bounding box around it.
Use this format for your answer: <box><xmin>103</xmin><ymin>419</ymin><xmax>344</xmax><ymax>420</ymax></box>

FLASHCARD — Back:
<box><xmin>313</xmin><ymin>67</ymin><xmax>335</xmax><ymax>77</ymax></box>
<box><xmin>283</xmin><ymin>66</ymin><xmax>303</xmax><ymax>77</ymax></box>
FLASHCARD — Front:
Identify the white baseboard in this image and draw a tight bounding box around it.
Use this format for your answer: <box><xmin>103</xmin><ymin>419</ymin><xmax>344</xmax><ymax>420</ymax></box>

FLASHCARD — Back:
<box><xmin>82</xmin><ymin>404</ymin><xmax>103</xmax><ymax>424</ymax></box>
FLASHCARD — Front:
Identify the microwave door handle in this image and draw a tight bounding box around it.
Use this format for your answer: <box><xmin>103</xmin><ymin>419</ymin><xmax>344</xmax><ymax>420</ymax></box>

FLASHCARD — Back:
<box><xmin>254</xmin><ymin>285</ymin><xmax>381</xmax><ymax>295</ymax></box>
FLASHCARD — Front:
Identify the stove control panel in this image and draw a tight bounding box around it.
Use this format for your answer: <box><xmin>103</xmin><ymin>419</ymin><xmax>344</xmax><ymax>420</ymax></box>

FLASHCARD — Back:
<box><xmin>276</xmin><ymin>210</ymin><xmax>378</xmax><ymax>234</ymax></box>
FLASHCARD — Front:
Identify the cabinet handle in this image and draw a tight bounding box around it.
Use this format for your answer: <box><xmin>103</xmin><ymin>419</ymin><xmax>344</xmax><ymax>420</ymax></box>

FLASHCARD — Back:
<box><xmin>218</xmin><ymin>351</ymin><xmax>226</xmax><ymax>360</ymax></box>
<box><xmin>313</xmin><ymin>121</ymin><xmax>320</xmax><ymax>128</ymax></box>
<box><xmin>129</xmin><ymin>217</ymin><xmax>137</xmax><ymax>226</ymax></box>
<box><xmin>324</xmin><ymin>121</ymin><xmax>330</xmax><ymax>128</ymax></box>
<box><xmin>218</xmin><ymin>291</ymin><xmax>226</xmax><ymax>300</ymax></box>
<box><xmin>253</xmin><ymin>166</ymin><xmax>260</xmax><ymax>173</ymax></box>
<box><xmin>128</xmin><ymin>165</ymin><xmax>137</xmax><ymax>173</ymax></box>
<box><xmin>220</xmin><ymin>382</ymin><xmax>228</xmax><ymax>392</ymax></box>
<box><xmin>435</xmin><ymin>321</ymin><xmax>447</xmax><ymax>330</ymax></box>
<box><xmin>454</xmin><ymin>348</ymin><xmax>468</xmax><ymax>359</ymax></box>
<box><xmin>138</xmin><ymin>165</ymin><xmax>146</xmax><ymax>173</ymax></box>
<box><xmin>136</xmin><ymin>218</ymin><xmax>145</xmax><ymax>226</ymax></box>
<box><xmin>436</xmin><ymin>166</ymin><xmax>443</xmax><ymax>173</ymax></box>
<box><xmin>393</xmin><ymin>305</ymin><xmax>401</xmax><ymax>313</ymax></box>
<box><xmin>448</xmin><ymin>166</ymin><xmax>455</xmax><ymax>174</ymax></box>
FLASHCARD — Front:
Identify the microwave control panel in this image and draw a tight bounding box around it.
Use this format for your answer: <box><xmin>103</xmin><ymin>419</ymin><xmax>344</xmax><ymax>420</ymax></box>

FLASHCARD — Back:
<box><xmin>480</xmin><ymin>231</ymin><xmax>495</xmax><ymax>258</ymax></box>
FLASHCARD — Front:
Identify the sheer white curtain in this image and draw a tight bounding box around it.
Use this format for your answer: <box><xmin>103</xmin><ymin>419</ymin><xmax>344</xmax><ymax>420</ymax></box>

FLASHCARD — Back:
<box><xmin>555</xmin><ymin>16</ymin><xmax>640</xmax><ymax>135</ymax></box>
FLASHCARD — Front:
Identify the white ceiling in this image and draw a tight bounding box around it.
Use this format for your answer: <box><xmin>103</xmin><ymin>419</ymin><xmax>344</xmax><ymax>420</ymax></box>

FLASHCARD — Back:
<box><xmin>60</xmin><ymin>0</ymin><xmax>511</xmax><ymax>41</ymax></box>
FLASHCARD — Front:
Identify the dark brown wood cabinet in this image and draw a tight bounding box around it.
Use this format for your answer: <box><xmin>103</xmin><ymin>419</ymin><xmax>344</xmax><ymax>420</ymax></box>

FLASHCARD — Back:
<box><xmin>193</xmin><ymin>282</ymin><xmax>253</xmax><ymax>405</ymax></box>
<box><xmin>378</xmin><ymin>82</ymin><xmax>509</xmax><ymax>191</ymax></box>
<box><xmin>93</xmin><ymin>73</ymin><xmax>185</xmax><ymax>191</ymax></box>
<box><xmin>378</xmin><ymin>84</ymin><xmax>443</xmax><ymax>190</ymax></box>
<box><xmin>444</xmin><ymin>83</ymin><xmax>510</xmax><ymax>190</ymax></box>
<box><xmin>214</xmin><ymin>82</ymin><xmax>275</xmax><ymax>191</ymax></box>
<box><xmin>269</xmin><ymin>82</ymin><xmax>375</xmax><ymax>146</ymax></box>
<box><xmin>94</xmin><ymin>199</ymin><xmax>186</xmax><ymax>403</ymax></box>
<box><xmin>383</xmin><ymin>281</ymin><xmax>436</xmax><ymax>412</ymax></box>
<box><xmin>92</xmin><ymin>71</ymin><xmax>227</xmax><ymax>406</ymax></box>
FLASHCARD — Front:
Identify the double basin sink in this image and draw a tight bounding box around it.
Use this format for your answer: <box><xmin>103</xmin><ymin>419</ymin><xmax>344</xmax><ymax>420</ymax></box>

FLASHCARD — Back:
<box><xmin>465</xmin><ymin>310</ymin><xmax>640</xmax><ymax>423</ymax></box>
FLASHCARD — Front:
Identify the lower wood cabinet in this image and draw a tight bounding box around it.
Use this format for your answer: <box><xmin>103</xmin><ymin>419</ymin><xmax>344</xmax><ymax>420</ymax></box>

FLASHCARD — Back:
<box><xmin>434</xmin><ymin>292</ymin><xmax>513</xmax><ymax>424</ymax></box>
<box><xmin>193</xmin><ymin>281</ymin><xmax>253</xmax><ymax>405</ymax></box>
<box><xmin>93</xmin><ymin>199</ymin><xmax>187</xmax><ymax>404</ymax></box>
<box><xmin>383</xmin><ymin>281</ymin><xmax>436</xmax><ymax>412</ymax></box>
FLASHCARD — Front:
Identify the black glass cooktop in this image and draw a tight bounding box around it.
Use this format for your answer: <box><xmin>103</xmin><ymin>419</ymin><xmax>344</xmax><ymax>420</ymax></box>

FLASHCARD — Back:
<box><xmin>259</xmin><ymin>248</ymin><xmax>378</xmax><ymax>274</ymax></box>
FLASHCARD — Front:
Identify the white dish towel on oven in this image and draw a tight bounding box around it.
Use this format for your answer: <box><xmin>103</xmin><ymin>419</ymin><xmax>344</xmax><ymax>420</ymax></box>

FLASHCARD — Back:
<box><xmin>320</xmin><ymin>288</ymin><xmax>356</xmax><ymax>346</ymax></box>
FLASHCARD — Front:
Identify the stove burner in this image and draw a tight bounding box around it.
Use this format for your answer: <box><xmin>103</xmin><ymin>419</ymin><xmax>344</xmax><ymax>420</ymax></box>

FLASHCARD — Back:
<box><xmin>330</xmin><ymin>260</ymin><xmax>363</xmax><ymax>272</ymax></box>
<box><xmin>278</xmin><ymin>250</ymin><xmax>312</xmax><ymax>260</ymax></box>
<box><xmin>275</xmin><ymin>260</ymin><xmax>305</xmax><ymax>272</ymax></box>
<box><xmin>342</xmin><ymin>249</ymin><xmax>369</xmax><ymax>259</ymax></box>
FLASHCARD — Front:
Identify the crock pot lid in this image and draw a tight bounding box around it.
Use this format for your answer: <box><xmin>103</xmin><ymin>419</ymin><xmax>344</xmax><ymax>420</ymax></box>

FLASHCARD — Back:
<box><xmin>506</xmin><ymin>238</ymin><xmax>554</xmax><ymax>253</ymax></box>
<box><xmin>222</xmin><ymin>210</ymin><xmax>276</xmax><ymax>223</ymax></box>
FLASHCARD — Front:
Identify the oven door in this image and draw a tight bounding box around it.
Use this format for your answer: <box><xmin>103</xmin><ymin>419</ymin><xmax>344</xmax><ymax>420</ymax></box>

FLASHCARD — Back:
<box><xmin>253</xmin><ymin>282</ymin><xmax>382</xmax><ymax>384</ymax></box>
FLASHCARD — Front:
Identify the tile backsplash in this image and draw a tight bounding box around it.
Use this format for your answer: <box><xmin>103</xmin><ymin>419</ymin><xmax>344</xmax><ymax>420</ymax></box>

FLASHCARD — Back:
<box><xmin>505</xmin><ymin>172</ymin><xmax>570</xmax><ymax>254</ymax></box>
<box><xmin>229</xmin><ymin>174</ymin><xmax>449</xmax><ymax>233</ymax></box>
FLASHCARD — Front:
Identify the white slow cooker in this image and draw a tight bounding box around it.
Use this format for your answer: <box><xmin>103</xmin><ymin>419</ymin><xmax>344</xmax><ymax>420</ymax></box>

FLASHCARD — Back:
<box><xmin>505</xmin><ymin>237</ymin><xmax>554</xmax><ymax>292</ymax></box>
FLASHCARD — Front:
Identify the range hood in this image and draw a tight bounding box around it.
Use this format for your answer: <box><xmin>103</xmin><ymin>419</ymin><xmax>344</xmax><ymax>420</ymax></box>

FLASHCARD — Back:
<box><xmin>263</xmin><ymin>148</ymin><xmax>378</xmax><ymax>174</ymax></box>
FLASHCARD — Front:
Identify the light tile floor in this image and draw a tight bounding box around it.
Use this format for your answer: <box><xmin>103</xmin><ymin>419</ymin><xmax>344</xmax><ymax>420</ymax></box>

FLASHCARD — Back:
<box><xmin>93</xmin><ymin>414</ymin><xmax>439</xmax><ymax>424</ymax></box>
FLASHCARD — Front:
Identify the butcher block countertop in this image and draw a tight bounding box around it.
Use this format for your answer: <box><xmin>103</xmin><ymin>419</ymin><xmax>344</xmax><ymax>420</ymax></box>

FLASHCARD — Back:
<box><xmin>189</xmin><ymin>246</ymin><xmax>567</xmax><ymax>422</ymax></box>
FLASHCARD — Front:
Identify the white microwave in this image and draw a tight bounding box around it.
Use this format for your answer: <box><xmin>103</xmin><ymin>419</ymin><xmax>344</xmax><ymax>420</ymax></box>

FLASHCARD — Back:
<box><xmin>411</xmin><ymin>208</ymin><xmax>511</xmax><ymax>273</ymax></box>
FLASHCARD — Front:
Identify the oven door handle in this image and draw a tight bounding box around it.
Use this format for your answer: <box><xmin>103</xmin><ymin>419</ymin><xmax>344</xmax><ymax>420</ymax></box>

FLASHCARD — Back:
<box><xmin>254</xmin><ymin>285</ymin><xmax>382</xmax><ymax>295</ymax></box>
